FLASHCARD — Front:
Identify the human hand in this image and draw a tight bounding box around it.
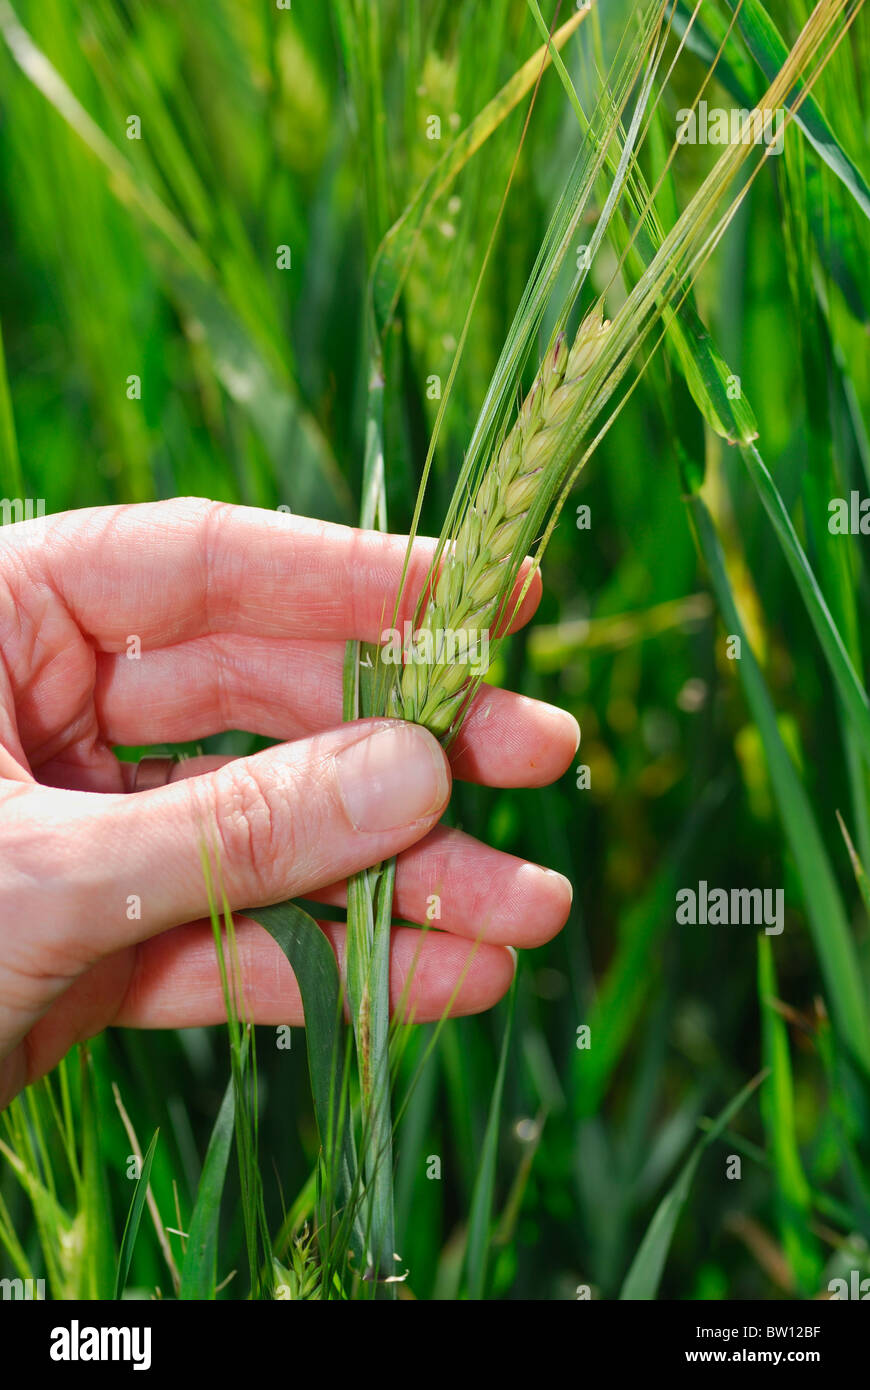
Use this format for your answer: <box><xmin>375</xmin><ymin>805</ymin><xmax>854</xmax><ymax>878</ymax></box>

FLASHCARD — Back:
<box><xmin>0</xmin><ymin>498</ymin><xmax>577</xmax><ymax>1105</ymax></box>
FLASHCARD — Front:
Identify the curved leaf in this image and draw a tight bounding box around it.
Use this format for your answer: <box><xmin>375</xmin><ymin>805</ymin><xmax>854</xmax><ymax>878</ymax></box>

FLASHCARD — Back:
<box><xmin>114</xmin><ymin>1129</ymin><xmax>159</xmax><ymax>1300</ymax></box>
<box><xmin>244</xmin><ymin>901</ymin><xmax>359</xmax><ymax>1254</ymax></box>
<box><xmin>179</xmin><ymin>1079</ymin><xmax>234</xmax><ymax>1301</ymax></box>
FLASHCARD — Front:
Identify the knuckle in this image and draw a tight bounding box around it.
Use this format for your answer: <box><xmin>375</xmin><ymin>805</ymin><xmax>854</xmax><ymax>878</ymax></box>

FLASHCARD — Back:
<box><xmin>204</xmin><ymin>762</ymin><xmax>292</xmax><ymax>901</ymax></box>
<box><xmin>198</xmin><ymin>499</ymin><xmax>238</xmax><ymax>632</ymax></box>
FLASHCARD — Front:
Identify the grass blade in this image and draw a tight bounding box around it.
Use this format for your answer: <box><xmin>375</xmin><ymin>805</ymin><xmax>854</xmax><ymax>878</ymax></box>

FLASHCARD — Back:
<box><xmin>462</xmin><ymin>974</ymin><xmax>517</xmax><ymax>1299</ymax></box>
<box><xmin>837</xmin><ymin>810</ymin><xmax>870</xmax><ymax>915</ymax></box>
<box><xmin>740</xmin><ymin>440</ymin><xmax>870</xmax><ymax>763</ymax></box>
<box><xmin>369</xmin><ymin>4</ymin><xmax>590</xmax><ymax>335</ymax></box>
<box><xmin>179</xmin><ymin>1078</ymin><xmax>234</xmax><ymax>1301</ymax></box>
<box><xmin>689</xmin><ymin>493</ymin><xmax>870</xmax><ymax>1077</ymax></box>
<box><xmin>726</xmin><ymin>0</ymin><xmax>870</xmax><ymax>222</ymax></box>
<box><xmin>245</xmin><ymin>902</ymin><xmax>361</xmax><ymax>1264</ymax></box>
<box><xmin>619</xmin><ymin>1071</ymin><xmax>766</xmax><ymax>1299</ymax></box>
<box><xmin>114</xmin><ymin>1129</ymin><xmax>159</xmax><ymax>1300</ymax></box>
<box><xmin>757</xmin><ymin>936</ymin><xmax>821</xmax><ymax>1293</ymax></box>
<box><xmin>80</xmin><ymin>1047</ymin><xmax>116</xmax><ymax>1300</ymax></box>
<box><xmin>673</xmin><ymin>1</ymin><xmax>870</xmax><ymax>321</ymax></box>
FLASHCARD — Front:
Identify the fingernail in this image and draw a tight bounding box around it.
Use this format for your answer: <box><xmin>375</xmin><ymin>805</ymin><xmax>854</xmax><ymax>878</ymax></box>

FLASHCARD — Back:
<box><xmin>335</xmin><ymin>724</ymin><xmax>450</xmax><ymax>832</ymax></box>
<box><xmin>550</xmin><ymin>868</ymin><xmax>574</xmax><ymax>904</ymax></box>
<box><xmin>534</xmin><ymin>863</ymin><xmax>573</xmax><ymax>905</ymax></box>
<box><xmin>543</xmin><ymin>702</ymin><xmax>581</xmax><ymax>755</ymax></box>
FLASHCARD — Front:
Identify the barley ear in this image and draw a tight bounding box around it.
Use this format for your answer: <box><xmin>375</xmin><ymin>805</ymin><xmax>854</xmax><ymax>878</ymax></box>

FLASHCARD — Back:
<box><xmin>394</xmin><ymin>308</ymin><xmax>611</xmax><ymax>740</ymax></box>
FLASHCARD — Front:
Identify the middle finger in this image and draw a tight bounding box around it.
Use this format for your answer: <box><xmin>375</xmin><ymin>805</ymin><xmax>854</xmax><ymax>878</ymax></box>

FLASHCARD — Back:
<box><xmin>94</xmin><ymin>634</ymin><xmax>580</xmax><ymax>787</ymax></box>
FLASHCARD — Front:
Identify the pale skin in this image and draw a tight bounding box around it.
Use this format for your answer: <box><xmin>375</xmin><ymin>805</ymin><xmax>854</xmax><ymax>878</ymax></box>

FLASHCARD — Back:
<box><xmin>0</xmin><ymin>498</ymin><xmax>578</xmax><ymax>1107</ymax></box>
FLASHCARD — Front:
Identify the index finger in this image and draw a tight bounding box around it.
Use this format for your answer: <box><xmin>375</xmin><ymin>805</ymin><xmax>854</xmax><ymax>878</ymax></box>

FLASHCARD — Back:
<box><xmin>8</xmin><ymin>498</ymin><xmax>542</xmax><ymax>648</ymax></box>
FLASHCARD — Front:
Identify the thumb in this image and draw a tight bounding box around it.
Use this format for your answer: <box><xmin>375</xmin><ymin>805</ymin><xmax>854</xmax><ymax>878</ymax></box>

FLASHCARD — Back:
<box><xmin>29</xmin><ymin>720</ymin><xmax>451</xmax><ymax>960</ymax></box>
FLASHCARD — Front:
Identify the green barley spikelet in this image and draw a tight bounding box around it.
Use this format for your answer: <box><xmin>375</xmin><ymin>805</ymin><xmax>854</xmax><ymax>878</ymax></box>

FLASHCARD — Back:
<box><xmin>394</xmin><ymin>308</ymin><xmax>611</xmax><ymax>739</ymax></box>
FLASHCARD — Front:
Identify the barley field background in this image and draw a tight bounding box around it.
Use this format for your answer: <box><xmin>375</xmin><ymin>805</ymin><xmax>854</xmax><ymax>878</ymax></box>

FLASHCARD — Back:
<box><xmin>1</xmin><ymin>0</ymin><xmax>869</xmax><ymax>1303</ymax></box>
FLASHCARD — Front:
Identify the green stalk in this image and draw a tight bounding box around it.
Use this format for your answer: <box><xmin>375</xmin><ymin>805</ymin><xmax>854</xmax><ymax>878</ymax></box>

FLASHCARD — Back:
<box><xmin>338</xmin><ymin>4</ymin><xmax>666</xmax><ymax>1294</ymax></box>
<box><xmin>341</xmin><ymin>322</ymin><xmax>399</xmax><ymax>1290</ymax></box>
